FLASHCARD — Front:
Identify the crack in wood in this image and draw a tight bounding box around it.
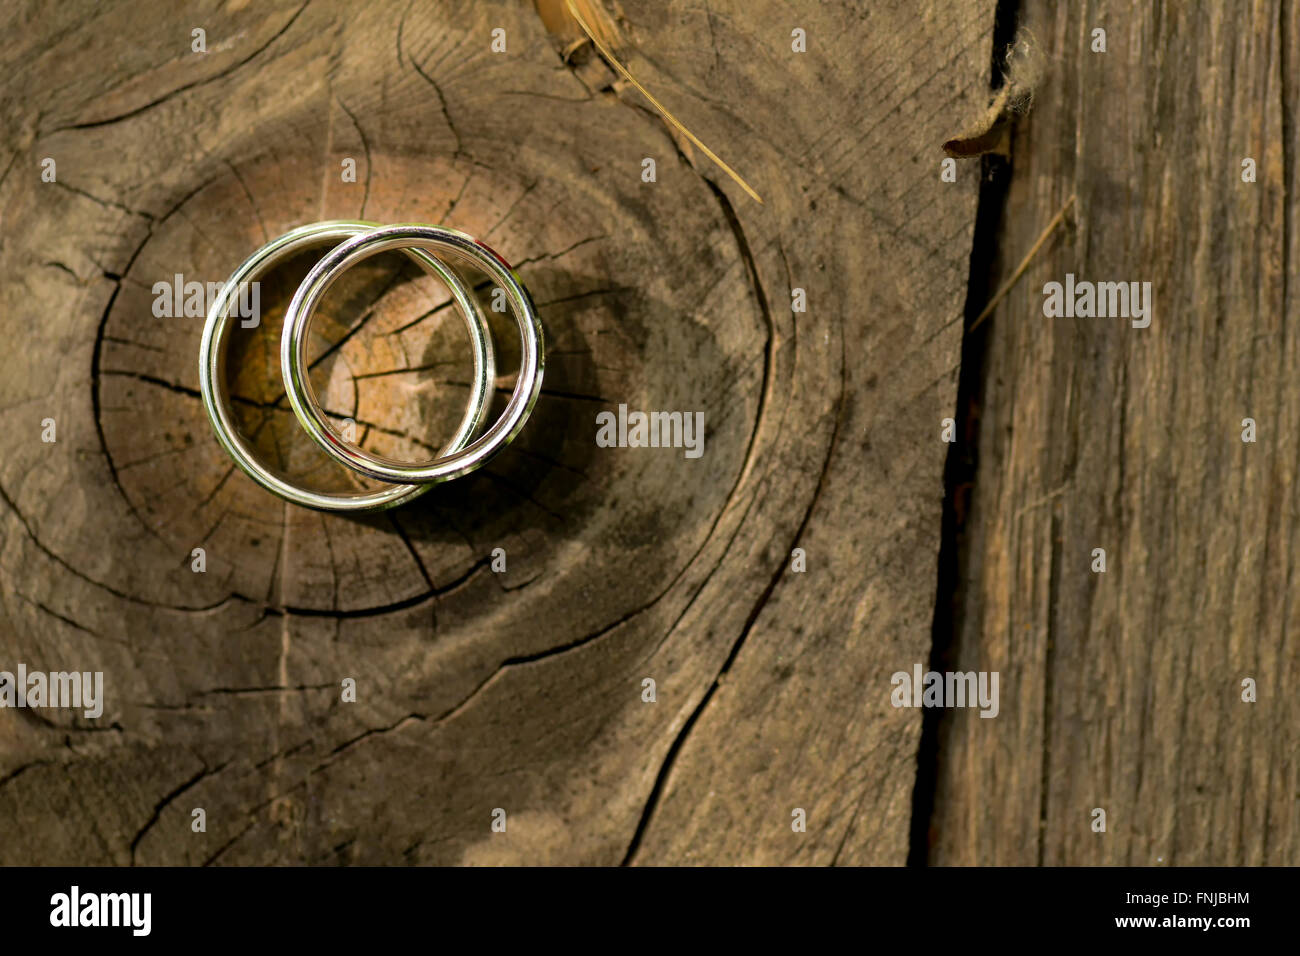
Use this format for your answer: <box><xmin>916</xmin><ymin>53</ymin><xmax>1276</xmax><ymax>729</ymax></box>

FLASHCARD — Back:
<box><xmin>49</xmin><ymin>1</ymin><xmax>312</xmax><ymax>133</ymax></box>
<box><xmin>129</xmin><ymin>760</ymin><xmax>230</xmax><ymax>865</ymax></box>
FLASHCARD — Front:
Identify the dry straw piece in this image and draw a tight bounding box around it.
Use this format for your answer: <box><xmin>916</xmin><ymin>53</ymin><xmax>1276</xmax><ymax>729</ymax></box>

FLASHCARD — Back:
<box><xmin>557</xmin><ymin>0</ymin><xmax>763</xmax><ymax>204</ymax></box>
<box><xmin>968</xmin><ymin>193</ymin><xmax>1076</xmax><ymax>334</ymax></box>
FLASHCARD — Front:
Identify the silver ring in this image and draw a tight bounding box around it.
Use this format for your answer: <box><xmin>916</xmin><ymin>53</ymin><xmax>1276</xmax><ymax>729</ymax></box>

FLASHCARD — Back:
<box><xmin>280</xmin><ymin>223</ymin><xmax>544</xmax><ymax>485</ymax></box>
<box><xmin>198</xmin><ymin>220</ymin><xmax>496</xmax><ymax>512</ymax></box>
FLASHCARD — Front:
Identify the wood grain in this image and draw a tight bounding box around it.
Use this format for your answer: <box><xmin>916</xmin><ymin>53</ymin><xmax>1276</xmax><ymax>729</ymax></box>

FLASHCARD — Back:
<box><xmin>0</xmin><ymin>0</ymin><xmax>992</xmax><ymax>864</ymax></box>
<box><xmin>929</xmin><ymin>0</ymin><xmax>1300</xmax><ymax>865</ymax></box>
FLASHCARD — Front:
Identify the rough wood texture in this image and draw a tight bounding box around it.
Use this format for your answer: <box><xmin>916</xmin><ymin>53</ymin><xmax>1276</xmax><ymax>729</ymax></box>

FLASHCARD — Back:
<box><xmin>0</xmin><ymin>0</ymin><xmax>991</xmax><ymax>863</ymax></box>
<box><xmin>930</xmin><ymin>0</ymin><xmax>1300</xmax><ymax>864</ymax></box>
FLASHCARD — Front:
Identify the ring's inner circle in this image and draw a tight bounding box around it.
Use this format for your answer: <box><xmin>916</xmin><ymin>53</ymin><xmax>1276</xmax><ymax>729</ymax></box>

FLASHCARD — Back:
<box><xmin>224</xmin><ymin>244</ymin><xmax>484</xmax><ymax>492</ymax></box>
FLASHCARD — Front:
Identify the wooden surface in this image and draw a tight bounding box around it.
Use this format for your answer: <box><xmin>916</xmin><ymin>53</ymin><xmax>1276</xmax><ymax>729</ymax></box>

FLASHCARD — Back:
<box><xmin>6</xmin><ymin>0</ymin><xmax>1289</xmax><ymax>869</ymax></box>
<box><xmin>929</xmin><ymin>0</ymin><xmax>1300</xmax><ymax>864</ymax></box>
<box><xmin>0</xmin><ymin>0</ymin><xmax>992</xmax><ymax>864</ymax></box>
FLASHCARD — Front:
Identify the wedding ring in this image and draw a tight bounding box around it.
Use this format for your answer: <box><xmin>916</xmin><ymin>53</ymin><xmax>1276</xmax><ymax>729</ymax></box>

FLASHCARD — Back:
<box><xmin>279</xmin><ymin>223</ymin><xmax>544</xmax><ymax>485</ymax></box>
<box><xmin>198</xmin><ymin>220</ymin><xmax>496</xmax><ymax>512</ymax></box>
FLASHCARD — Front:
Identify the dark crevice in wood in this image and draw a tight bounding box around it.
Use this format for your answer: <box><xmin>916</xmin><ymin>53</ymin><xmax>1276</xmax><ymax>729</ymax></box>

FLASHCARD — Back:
<box><xmin>0</xmin><ymin>476</ymin><xmax>231</xmax><ymax>614</ymax></box>
<box><xmin>620</xmin><ymin>219</ymin><xmax>842</xmax><ymax>865</ymax></box>
<box><xmin>616</xmin><ymin>168</ymin><xmax>794</xmax><ymax>865</ymax></box>
<box><xmin>129</xmin><ymin>760</ymin><xmax>230</xmax><ymax>865</ymax></box>
<box><xmin>194</xmin><ymin>683</ymin><xmax>334</xmax><ymax>698</ymax></box>
<box><xmin>18</xmin><ymin>593</ymin><xmax>109</xmax><ymax>642</ymax></box>
<box><xmin>408</xmin><ymin>50</ymin><xmax>463</xmax><ymax>158</ymax></box>
<box><xmin>621</xmin><ymin>362</ymin><xmax>845</xmax><ymax>865</ymax></box>
<box><xmin>334</xmin><ymin>95</ymin><xmax>374</xmax><ymax>218</ymax></box>
<box><xmin>389</xmin><ymin>512</ymin><xmax>435</xmax><ymax>589</ymax></box>
<box><xmin>49</xmin><ymin>0</ymin><xmax>311</xmax><ymax>133</ymax></box>
<box><xmin>89</xmin><ymin>172</ymin><xmax>223</xmax><ymax>547</ymax></box>
<box><xmin>1282</xmin><ymin>0</ymin><xmax>1295</xmax><ymax>394</ymax></box>
<box><xmin>201</xmin><ymin>820</ymin><xmax>257</xmax><ymax>867</ymax></box>
<box><xmin>1038</xmin><ymin>507</ymin><xmax>1062</xmax><ymax>864</ymax></box>
<box><xmin>390</xmin><ymin>592</ymin><xmax>684</xmax><ymax>758</ymax></box>
<box><xmin>90</xmin><ymin>229</ymin><xmax>160</xmax><ymax>541</ymax></box>
<box><xmin>260</xmin><ymin>553</ymin><xmax>493</xmax><ymax>620</ymax></box>
<box><xmin>0</xmin><ymin>761</ymin><xmax>51</xmax><ymax>792</ymax></box>
<box><xmin>907</xmin><ymin>0</ymin><xmax>1020</xmax><ymax>867</ymax></box>
<box><xmin>49</xmin><ymin>179</ymin><xmax>154</xmax><ymax>220</ymax></box>
<box><xmin>1269</xmin><ymin>0</ymin><xmax>1296</xmax><ymax>868</ymax></box>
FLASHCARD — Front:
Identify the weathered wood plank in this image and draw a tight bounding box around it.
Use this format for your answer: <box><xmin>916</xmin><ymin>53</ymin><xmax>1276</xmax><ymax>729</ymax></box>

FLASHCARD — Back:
<box><xmin>930</xmin><ymin>0</ymin><xmax>1300</xmax><ymax>865</ymax></box>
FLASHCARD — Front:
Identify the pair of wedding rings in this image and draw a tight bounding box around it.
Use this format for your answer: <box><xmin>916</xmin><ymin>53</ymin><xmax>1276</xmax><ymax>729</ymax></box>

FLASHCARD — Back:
<box><xmin>198</xmin><ymin>221</ymin><xmax>544</xmax><ymax>512</ymax></box>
